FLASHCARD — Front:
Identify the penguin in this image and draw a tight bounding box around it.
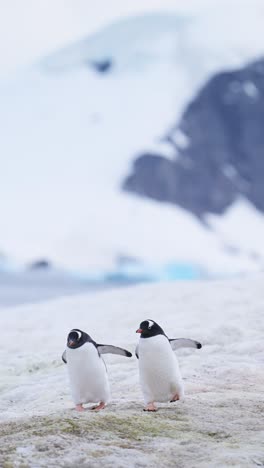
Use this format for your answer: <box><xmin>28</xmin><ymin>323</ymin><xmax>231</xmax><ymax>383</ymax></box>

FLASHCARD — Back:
<box><xmin>62</xmin><ymin>328</ymin><xmax>132</xmax><ymax>411</ymax></box>
<box><xmin>136</xmin><ymin>319</ymin><xmax>202</xmax><ymax>411</ymax></box>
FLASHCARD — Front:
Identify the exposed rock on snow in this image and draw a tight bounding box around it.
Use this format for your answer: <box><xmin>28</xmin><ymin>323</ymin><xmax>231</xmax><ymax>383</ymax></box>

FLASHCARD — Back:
<box><xmin>0</xmin><ymin>278</ymin><xmax>263</xmax><ymax>466</ymax></box>
<box><xmin>123</xmin><ymin>58</ymin><xmax>264</xmax><ymax>216</ymax></box>
<box><xmin>28</xmin><ymin>259</ymin><xmax>53</xmax><ymax>270</ymax></box>
<box><xmin>89</xmin><ymin>58</ymin><xmax>113</xmax><ymax>74</ymax></box>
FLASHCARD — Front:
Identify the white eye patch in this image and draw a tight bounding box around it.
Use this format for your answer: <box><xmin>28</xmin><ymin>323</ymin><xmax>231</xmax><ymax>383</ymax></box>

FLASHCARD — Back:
<box><xmin>147</xmin><ymin>320</ymin><xmax>154</xmax><ymax>329</ymax></box>
<box><xmin>71</xmin><ymin>330</ymin><xmax>82</xmax><ymax>340</ymax></box>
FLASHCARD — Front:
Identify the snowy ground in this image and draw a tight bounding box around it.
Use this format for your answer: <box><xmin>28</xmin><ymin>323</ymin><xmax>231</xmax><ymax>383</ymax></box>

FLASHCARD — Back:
<box><xmin>1</xmin><ymin>278</ymin><xmax>264</xmax><ymax>467</ymax></box>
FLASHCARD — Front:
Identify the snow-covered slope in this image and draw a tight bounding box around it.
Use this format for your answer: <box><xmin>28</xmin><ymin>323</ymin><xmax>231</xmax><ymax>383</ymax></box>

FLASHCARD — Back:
<box><xmin>0</xmin><ymin>278</ymin><xmax>264</xmax><ymax>466</ymax></box>
<box><xmin>1</xmin><ymin>3</ymin><xmax>264</xmax><ymax>274</ymax></box>
<box><xmin>207</xmin><ymin>199</ymin><xmax>264</xmax><ymax>265</ymax></box>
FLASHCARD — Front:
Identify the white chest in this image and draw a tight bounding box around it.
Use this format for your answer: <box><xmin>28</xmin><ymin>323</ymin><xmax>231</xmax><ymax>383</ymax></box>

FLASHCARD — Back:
<box><xmin>66</xmin><ymin>343</ymin><xmax>110</xmax><ymax>405</ymax></box>
<box><xmin>138</xmin><ymin>335</ymin><xmax>183</xmax><ymax>403</ymax></box>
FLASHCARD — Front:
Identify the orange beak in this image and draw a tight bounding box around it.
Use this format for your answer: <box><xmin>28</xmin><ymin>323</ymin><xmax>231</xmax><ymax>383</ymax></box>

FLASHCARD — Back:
<box><xmin>136</xmin><ymin>329</ymin><xmax>142</xmax><ymax>333</ymax></box>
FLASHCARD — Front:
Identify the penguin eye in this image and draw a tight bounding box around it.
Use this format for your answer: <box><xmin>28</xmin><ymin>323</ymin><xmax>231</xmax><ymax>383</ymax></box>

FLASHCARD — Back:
<box><xmin>70</xmin><ymin>330</ymin><xmax>82</xmax><ymax>341</ymax></box>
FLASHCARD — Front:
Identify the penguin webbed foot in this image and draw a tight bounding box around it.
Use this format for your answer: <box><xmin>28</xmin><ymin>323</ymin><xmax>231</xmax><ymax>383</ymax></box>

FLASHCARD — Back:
<box><xmin>91</xmin><ymin>402</ymin><xmax>106</xmax><ymax>411</ymax></box>
<box><xmin>143</xmin><ymin>403</ymin><xmax>157</xmax><ymax>412</ymax></box>
<box><xmin>170</xmin><ymin>393</ymin><xmax>180</xmax><ymax>403</ymax></box>
<box><xmin>75</xmin><ymin>404</ymin><xmax>85</xmax><ymax>412</ymax></box>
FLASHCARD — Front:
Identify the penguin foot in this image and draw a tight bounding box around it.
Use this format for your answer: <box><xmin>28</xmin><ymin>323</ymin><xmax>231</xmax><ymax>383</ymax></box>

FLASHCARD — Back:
<box><xmin>170</xmin><ymin>394</ymin><xmax>180</xmax><ymax>403</ymax></box>
<box><xmin>75</xmin><ymin>404</ymin><xmax>85</xmax><ymax>412</ymax></box>
<box><xmin>143</xmin><ymin>403</ymin><xmax>157</xmax><ymax>412</ymax></box>
<box><xmin>91</xmin><ymin>402</ymin><xmax>106</xmax><ymax>411</ymax></box>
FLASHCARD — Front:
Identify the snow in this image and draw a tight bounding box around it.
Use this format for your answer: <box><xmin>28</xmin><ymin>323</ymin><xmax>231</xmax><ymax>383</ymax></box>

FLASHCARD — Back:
<box><xmin>207</xmin><ymin>199</ymin><xmax>264</xmax><ymax>265</ymax></box>
<box><xmin>1</xmin><ymin>4</ymin><xmax>264</xmax><ymax>275</ymax></box>
<box><xmin>173</xmin><ymin>129</ymin><xmax>190</xmax><ymax>150</ymax></box>
<box><xmin>0</xmin><ymin>277</ymin><xmax>264</xmax><ymax>466</ymax></box>
<box><xmin>222</xmin><ymin>164</ymin><xmax>238</xmax><ymax>180</ymax></box>
<box><xmin>0</xmin><ymin>0</ymin><xmax>212</xmax><ymax>76</ymax></box>
<box><xmin>51</xmin><ymin>193</ymin><xmax>264</xmax><ymax>274</ymax></box>
<box><xmin>243</xmin><ymin>81</ymin><xmax>259</xmax><ymax>98</ymax></box>
<box><xmin>142</xmin><ymin>141</ymin><xmax>177</xmax><ymax>161</ymax></box>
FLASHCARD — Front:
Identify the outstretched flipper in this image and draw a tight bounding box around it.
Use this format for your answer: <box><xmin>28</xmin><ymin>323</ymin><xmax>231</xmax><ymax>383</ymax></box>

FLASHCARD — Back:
<box><xmin>62</xmin><ymin>344</ymin><xmax>132</xmax><ymax>362</ymax></box>
<box><xmin>97</xmin><ymin>344</ymin><xmax>132</xmax><ymax>357</ymax></box>
<box><xmin>169</xmin><ymin>338</ymin><xmax>202</xmax><ymax>351</ymax></box>
<box><xmin>62</xmin><ymin>350</ymin><xmax>67</xmax><ymax>364</ymax></box>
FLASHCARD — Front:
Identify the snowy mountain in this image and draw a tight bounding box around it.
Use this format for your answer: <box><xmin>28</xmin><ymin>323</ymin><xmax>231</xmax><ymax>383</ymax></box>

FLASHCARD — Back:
<box><xmin>1</xmin><ymin>4</ymin><xmax>264</xmax><ymax>276</ymax></box>
<box><xmin>124</xmin><ymin>57</ymin><xmax>264</xmax><ymax>216</ymax></box>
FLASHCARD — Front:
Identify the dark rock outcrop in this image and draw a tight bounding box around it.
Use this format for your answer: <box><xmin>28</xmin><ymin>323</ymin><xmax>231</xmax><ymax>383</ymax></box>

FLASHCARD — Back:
<box><xmin>123</xmin><ymin>58</ymin><xmax>264</xmax><ymax>216</ymax></box>
<box><xmin>28</xmin><ymin>259</ymin><xmax>52</xmax><ymax>270</ymax></box>
<box><xmin>89</xmin><ymin>59</ymin><xmax>113</xmax><ymax>73</ymax></box>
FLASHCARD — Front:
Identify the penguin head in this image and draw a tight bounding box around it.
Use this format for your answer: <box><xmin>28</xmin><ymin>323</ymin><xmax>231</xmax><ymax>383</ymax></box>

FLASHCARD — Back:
<box><xmin>67</xmin><ymin>329</ymin><xmax>89</xmax><ymax>348</ymax></box>
<box><xmin>136</xmin><ymin>320</ymin><xmax>165</xmax><ymax>338</ymax></box>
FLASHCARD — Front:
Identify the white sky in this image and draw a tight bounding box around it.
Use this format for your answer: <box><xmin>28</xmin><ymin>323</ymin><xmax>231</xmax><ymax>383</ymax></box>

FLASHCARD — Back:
<box><xmin>0</xmin><ymin>0</ymin><xmax>205</xmax><ymax>76</ymax></box>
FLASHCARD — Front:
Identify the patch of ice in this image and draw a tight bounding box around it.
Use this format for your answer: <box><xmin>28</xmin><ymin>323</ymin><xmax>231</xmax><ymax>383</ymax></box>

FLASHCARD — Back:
<box><xmin>173</xmin><ymin>129</ymin><xmax>190</xmax><ymax>149</ymax></box>
<box><xmin>143</xmin><ymin>140</ymin><xmax>177</xmax><ymax>161</ymax></box>
<box><xmin>243</xmin><ymin>80</ymin><xmax>259</xmax><ymax>98</ymax></box>
<box><xmin>222</xmin><ymin>164</ymin><xmax>237</xmax><ymax>180</ymax></box>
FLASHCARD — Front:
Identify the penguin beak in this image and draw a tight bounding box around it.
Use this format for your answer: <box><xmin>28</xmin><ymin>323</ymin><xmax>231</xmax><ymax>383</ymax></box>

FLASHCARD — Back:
<box><xmin>136</xmin><ymin>329</ymin><xmax>142</xmax><ymax>333</ymax></box>
<box><xmin>68</xmin><ymin>340</ymin><xmax>75</xmax><ymax>347</ymax></box>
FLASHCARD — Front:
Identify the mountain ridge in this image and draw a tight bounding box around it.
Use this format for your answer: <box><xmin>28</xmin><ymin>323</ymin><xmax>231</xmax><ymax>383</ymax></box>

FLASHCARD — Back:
<box><xmin>123</xmin><ymin>57</ymin><xmax>264</xmax><ymax>217</ymax></box>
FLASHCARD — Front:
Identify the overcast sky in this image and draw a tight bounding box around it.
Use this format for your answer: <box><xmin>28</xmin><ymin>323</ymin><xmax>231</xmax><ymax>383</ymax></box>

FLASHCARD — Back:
<box><xmin>0</xmin><ymin>0</ymin><xmax>206</xmax><ymax>76</ymax></box>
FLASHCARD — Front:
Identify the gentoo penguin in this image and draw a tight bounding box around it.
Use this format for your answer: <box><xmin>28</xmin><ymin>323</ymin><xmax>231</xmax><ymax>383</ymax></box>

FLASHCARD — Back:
<box><xmin>62</xmin><ymin>328</ymin><xmax>132</xmax><ymax>411</ymax></box>
<box><xmin>136</xmin><ymin>320</ymin><xmax>202</xmax><ymax>411</ymax></box>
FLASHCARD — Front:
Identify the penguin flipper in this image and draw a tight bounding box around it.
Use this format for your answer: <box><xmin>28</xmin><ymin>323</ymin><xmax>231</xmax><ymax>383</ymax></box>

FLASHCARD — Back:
<box><xmin>135</xmin><ymin>344</ymin><xmax>139</xmax><ymax>359</ymax></box>
<box><xmin>62</xmin><ymin>350</ymin><xmax>67</xmax><ymax>364</ymax></box>
<box><xmin>169</xmin><ymin>338</ymin><xmax>202</xmax><ymax>350</ymax></box>
<box><xmin>97</xmin><ymin>344</ymin><xmax>132</xmax><ymax>357</ymax></box>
